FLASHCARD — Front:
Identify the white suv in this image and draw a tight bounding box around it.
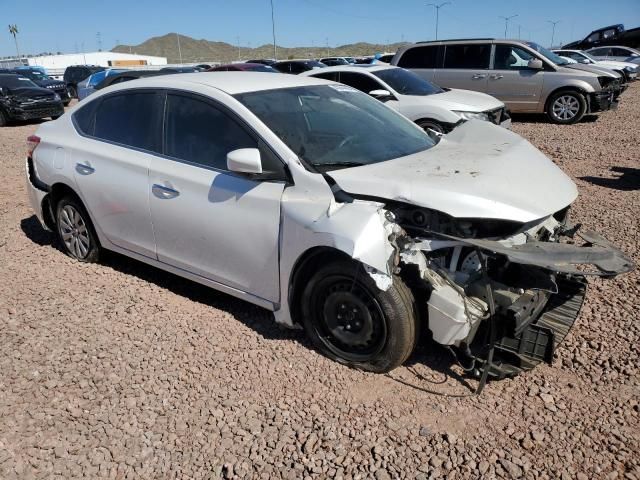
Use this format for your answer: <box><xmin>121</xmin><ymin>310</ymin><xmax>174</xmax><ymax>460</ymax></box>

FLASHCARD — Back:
<box><xmin>26</xmin><ymin>73</ymin><xmax>632</xmax><ymax>376</ymax></box>
<box><xmin>301</xmin><ymin>65</ymin><xmax>510</xmax><ymax>133</ymax></box>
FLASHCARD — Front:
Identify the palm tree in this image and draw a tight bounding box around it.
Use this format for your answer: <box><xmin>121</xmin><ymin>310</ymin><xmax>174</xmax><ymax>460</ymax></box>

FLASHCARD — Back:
<box><xmin>8</xmin><ymin>24</ymin><xmax>22</xmax><ymax>61</ymax></box>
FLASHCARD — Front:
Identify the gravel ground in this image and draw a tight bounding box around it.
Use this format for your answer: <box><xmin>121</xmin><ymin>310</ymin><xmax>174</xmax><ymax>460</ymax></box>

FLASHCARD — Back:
<box><xmin>0</xmin><ymin>86</ymin><xmax>638</xmax><ymax>480</ymax></box>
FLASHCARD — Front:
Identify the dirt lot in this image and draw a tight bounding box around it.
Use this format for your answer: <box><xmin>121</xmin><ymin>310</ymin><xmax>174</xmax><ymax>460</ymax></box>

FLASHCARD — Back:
<box><xmin>1</xmin><ymin>85</ymin><xmax>638</xmax><ymax>480</ymax></box>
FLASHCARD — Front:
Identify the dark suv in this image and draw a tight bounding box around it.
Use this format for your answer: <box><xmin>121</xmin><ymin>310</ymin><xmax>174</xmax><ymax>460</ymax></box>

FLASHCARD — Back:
<box><xmin>12</xmin><ymin>67</ymin><xmax>70</xmax><ymax>106</ymax></box>
<box><xmin>64</xmin><ymin>65</ymin><xmax>105</xmax><ymax>98</ymax></box>
<box><xmin>0</xmin><ymin>73</ymin><xmax>64</xmax><ymax>126</ymax></box>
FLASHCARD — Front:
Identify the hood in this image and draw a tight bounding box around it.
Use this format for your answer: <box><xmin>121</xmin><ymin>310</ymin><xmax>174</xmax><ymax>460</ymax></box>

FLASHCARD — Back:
<box><xmin>565</xmin><ymin>63</ymin><xmax>622</xmax><ymax>78</ymax></box>
<box><xmin>8</xmin><ymin>86</ymin><xmax>56</xmax><ymax>99</ymax></box>
<box><xmin>598</xmin><ymin>60</ymin><xmax>639</xmax><ymax>70</ymax></box>
<box><xmin>33</xmin><ymin>78</ymin><xmax>65</xmax><ymax>89</ymax></box>
<box><xmin>328</xmin><ymin>121</ymin><xmax>577</xmax><ymax>223</ymax></box>
<box><xmin>405</xmin><ymin>88</ymin><xmax>504</xmax><ymax>112</ymax></box>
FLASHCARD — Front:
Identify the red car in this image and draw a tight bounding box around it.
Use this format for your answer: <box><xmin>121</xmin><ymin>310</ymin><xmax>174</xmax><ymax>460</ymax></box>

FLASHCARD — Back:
<box><xmin>207</xmin><ymin>63</ymin><xmax>278</xmax><ymax>73</ymax></box>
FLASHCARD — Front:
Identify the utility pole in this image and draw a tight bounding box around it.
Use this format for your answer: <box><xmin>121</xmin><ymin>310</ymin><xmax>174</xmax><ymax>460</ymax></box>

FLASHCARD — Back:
<box><xmin>518</xmin><ymin>25</ymin><xmax>521</xmax><ymax>40</ymax></box>
<box><xmin>499</xmin><ymin>14</ymin><xmax>518</xmax><ymax>38</ymax></box>
<box><xmin>176</xmin><ymin>32</ymin><xmax>183</xmax><ymax>64</ymax></box>
<box><xmin>270</xmin><ymin>0</ymin><xmax>277</xmax><ymax>60</ymax></box>
<box><xmin>81</xmin><ymin>41</ymin><xmax>86</xmax><ymax>63</ymax></box>
<box><xmin>326</xmin><ymin>37</ymin><xmax>329</xmax><ymax>57</ymax></box>
<box><xmin>96</xmin><ymin>31</ymin><xmax>102</xmax><ymax>51</ymax></box>
<box><xmin>547</xmin><ymin>20</ymin><xmax>561</xmax><ymax>48</ymax></box>
<box><xmin>426</xmin><ymin>2</ymin><xmax>450</xmax><ymax>41</ymax></box>
<box><xmin>237</xmin><ymin>36</ymin><xmax>241</xmax><ymax>61</ymax></box>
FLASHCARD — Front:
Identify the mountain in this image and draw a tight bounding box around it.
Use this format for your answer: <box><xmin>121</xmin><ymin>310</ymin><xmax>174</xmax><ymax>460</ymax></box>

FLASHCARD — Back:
<box><xmin>112</xmin><ymin>33</ymin><xmax>407</xmax><ymax>64</ymax></box>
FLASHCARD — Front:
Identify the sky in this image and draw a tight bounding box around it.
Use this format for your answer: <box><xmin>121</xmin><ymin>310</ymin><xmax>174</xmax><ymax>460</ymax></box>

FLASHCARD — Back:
<box><xmin>2</xmin><ymin>0</ymin><xmax>640</xmax><ymax>57</ymax></box>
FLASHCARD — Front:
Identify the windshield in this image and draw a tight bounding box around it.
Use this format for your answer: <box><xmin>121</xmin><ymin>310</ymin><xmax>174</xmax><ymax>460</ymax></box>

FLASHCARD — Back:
<box><xmin>0</xmin><ymin>75</ymin><xmax>39</xmax><ymax>89</ymax></box>
<box><xmin>18</xmin><ymin>70</ymin><xmax>51</xmax><ymax>81</ymax></box>
<box><xmin>526</xmin><ymin>41</ymin><xmax>568</xmax><ymax>65</ymax></box>
<box><xmin>247</xmin><ymin>65</ymin><xmax>278</xmax><ymax>72</ymax></box>
<box><xmin>235</xmin><ymin>85</ymin><xmax>435</xmax><ymax>170</ymax></box>
<box><xmin>87</xmin><ymin>70</ymin><xmax>108</xmax><ymax>87</ymax></box>
<box><xmin>580</xmin><ymin>51</ymin><xmax>598</xmax><ymax>62</ymax></box>
<box><xmin>373</xmin><ymin>68</ymin><xmax>443</xmax><ymax>96</ymax></box>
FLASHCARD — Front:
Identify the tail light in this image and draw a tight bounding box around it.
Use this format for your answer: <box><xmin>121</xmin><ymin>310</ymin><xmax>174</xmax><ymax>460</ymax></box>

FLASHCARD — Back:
<box><xmin>27</xmin><ymin>135</ymin><xmax>40</xmax><ymax>157</ymax></box>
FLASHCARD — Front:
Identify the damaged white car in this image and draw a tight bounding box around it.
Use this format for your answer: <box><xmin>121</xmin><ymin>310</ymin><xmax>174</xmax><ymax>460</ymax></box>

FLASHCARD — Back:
<box><xmin>26</xmin><ymin>73</ymin><xmax>633</xmax><ymax>378</ymax></box>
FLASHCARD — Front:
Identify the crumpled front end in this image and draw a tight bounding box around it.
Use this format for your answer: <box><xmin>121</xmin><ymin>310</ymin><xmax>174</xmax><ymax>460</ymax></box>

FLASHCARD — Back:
<box><xmin>381</xmin><ymin>204</ymin><xmax>634</xmax><ymax>378</ymax></box>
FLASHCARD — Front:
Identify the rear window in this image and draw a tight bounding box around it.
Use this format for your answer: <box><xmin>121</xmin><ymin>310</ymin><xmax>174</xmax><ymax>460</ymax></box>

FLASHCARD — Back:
<box><xmin>443</xmin><ymin>44</ymin><xmax>491</xmax><ymax>69</ymax></box>
<box><xmin>397</xmin><ymin>46</ymin><xmax>439</xmax><ymax>68</ymax></box>
<box><xmin>93</xmin><ymin>92</ymin><xmax>163</xmax><ymax>152</ymax></box>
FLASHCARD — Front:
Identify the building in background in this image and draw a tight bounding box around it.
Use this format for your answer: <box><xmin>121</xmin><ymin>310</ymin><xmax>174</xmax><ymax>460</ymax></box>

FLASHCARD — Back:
<box><xmin>1</xmin><ymin>52</ymin><xmax>167</xmax><ymax>78</ymax></box>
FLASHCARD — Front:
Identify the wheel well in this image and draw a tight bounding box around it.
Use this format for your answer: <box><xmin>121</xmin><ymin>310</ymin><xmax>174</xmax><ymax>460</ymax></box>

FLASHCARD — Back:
<box><xmin>288</xmin><ymin>247</ymin><xmax>353</xmax><ymax>325</ymax></box>
<box><xmin>43</xmin><ymin>183</ymin><xmax>82</xmax><ymax>229</ymax></box>
<box><xmin>415</xmin><ymin>117</ymin><xmax>456</xmax><ymax>133</ymax></box>
<box><xmin>544</xmin><ymin>87</ymin><xmax>588</xmax><ymax>112</ymax></box>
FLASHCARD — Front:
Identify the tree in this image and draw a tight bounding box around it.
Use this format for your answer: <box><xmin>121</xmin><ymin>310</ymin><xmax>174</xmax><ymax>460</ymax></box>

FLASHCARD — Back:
<box><xmin>8</xmin><ymin>24</ymin><xmax>22</xmax><ymax>61</ymax></box>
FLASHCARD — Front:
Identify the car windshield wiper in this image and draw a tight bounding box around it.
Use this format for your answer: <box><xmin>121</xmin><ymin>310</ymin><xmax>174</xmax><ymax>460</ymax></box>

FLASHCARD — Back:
<box><xmin>313</xmin><ymin>161</ymin><xmax>366</xmax><ymax>171</ymax></box>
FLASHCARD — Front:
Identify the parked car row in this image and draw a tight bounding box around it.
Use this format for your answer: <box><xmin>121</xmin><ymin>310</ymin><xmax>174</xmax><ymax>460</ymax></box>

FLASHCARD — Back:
<box><xmin>25</xmin><ymin>71</ymin><xmax>634</xmax><ymax>378</ymax></box>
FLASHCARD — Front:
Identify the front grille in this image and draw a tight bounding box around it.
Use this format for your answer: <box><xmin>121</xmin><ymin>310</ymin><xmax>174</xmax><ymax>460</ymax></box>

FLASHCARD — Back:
<box><xmin>19</xmin><ymin>106</ymin><xmax>62</xmax><ymax>119</ymax></box>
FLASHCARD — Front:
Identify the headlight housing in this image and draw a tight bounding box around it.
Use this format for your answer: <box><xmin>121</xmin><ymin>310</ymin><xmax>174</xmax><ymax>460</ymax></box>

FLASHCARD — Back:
<box><xmin>597</xmin><ymin>76</ymin><xmax>616</xmax><ymax>88</ymax></box>
<box><xmin>453</xmin><ymin>111</ymin><xmax>490</xmax><ymax>122</ymax></box>
<box><xmin>624</xmin><ymin>66</ymin><xmax>638</xmax><ymax>72</ymax></box>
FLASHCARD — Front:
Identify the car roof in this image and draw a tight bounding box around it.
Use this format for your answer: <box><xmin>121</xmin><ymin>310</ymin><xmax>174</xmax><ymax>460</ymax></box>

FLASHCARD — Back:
<box><xmin>100</xmin><ymin>71</ymin><xmax>330</xmax><ymax>95</ymax></box>
<box><xmin>306</xmin><ymin>64</ymin><xmax>397</xmax><ymax>74</ymax></box>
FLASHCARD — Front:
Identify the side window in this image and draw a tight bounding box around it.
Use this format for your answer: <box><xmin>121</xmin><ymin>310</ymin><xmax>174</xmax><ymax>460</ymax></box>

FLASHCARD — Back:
<box><xmin>338</xmin><ymin>72</ymin><xmax>384</xmax><ymax>94</ymax></box>
<box><xmin>586</xmin><ymin>32</ymin><xmax>600</xmax><ymax>43</ymax></box>
<box><xmin>73</xmin><ymin>99</ymin><xmax>99</xmax><ymax>136</ymax></box>
<box><xmin>290</xmin><ymin>63</ymin><xmax>307</xmax><ymax>74</ymax></box>
<box><xmin>397</xmin><ymin>46</ymin><xmax>438</xmax><ymax>68</ymax></box>
<box><xmin>165</xmin><ymin>94</ymin><xmax>257</xmax><ymax>171</ymax></box>
<box><xmin>612</xmin><ymin>48</ymin><xmax>633</xmax><ymax>57</ymax></box>
<box><xmin>602</xmin><ymin>29</ymin><xmax>616</xmax><ymax>39</ymax></box>
<box><xmin>312</xmin><ymin>72</ymin><xmax>339</xmax><ymax>81</ymax></box>
<box><xmin>589</xmin><ymin>48</ymin><xmax>608</xmax><ymax>56</ymax></box>
<box><xmin>493</xmin><ymin>45</ymin><xmax>535</xmax><ymax>70</ymax></box>
<box><xmin>93</xmin><ymin>92</ymin><xmax>163</xmax><ymax>152</ymax></box>
<box><xmin>444</xmin><ymin>44</ymin><xmax>491</xmax><ymax>69</ymax></box>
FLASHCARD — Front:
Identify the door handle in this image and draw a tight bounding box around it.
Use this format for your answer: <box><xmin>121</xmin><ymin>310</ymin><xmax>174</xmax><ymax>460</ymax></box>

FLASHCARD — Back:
<box><xmin>152</xmin><ymin>183</ymin><xmax>180</xmax><ymax>199</ymax></box>
<box><xmin>75</xmin><ymin>162</ymin><xmax>95</xmax><ymax>175</ymax></box>
<box><xmin>472</xmin><ymin>74</ymin><xmax>487</xmax><ymax>79</ymax></box>
<box><xmin>490</xmin><ymin>74</ymin><xmax>504</xmax><ymax>80</ymax></box>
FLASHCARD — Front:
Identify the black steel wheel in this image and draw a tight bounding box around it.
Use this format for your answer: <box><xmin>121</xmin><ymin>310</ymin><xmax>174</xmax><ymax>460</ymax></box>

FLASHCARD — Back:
<box><xmin>301</xmin><ymin>259</ymin><xmax>418</xmax><ymax>373</ymax></box>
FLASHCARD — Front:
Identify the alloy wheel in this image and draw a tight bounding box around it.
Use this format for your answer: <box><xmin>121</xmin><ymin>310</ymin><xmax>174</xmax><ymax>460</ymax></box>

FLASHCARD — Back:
<box><xmin>58</xmin><ymin>205</ymin><xmax>91</xmax><ymax>259</ymax></box>
<box><xmin>552</xmin><ymin>95</ymin><xmax>580</xmax><ymax>121</ymax></box>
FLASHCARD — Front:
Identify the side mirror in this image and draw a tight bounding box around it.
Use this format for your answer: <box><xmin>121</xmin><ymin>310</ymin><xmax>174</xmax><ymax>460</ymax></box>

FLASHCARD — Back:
<box><xmin>527</xmin><ymin>59</ymin><xmax>544</xmax><ymax>70</ymax></box>
<box><xmin>227</xmin><ymin>148</ymin><xmax>263</xmax><ymax>174</ymax></box>
<box><xmin>579</xmin><ymin>58</ymin><xmax>590</xmax><ymax>64</ymax></box>
<box><xmin>369</xmin><ymin>89</ymin><xmax>393</xmax><ymax>100</ymax></box>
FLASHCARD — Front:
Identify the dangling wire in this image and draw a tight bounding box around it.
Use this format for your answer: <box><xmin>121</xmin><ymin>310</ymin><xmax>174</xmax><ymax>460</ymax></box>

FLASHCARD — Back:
<box><xmin>475</xmin><ymin>248</ymin><xmax>497</xmax><ymax>395</ymax></box>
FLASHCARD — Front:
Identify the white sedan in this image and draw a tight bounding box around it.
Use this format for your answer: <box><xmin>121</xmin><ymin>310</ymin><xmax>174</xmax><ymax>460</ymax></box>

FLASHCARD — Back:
<box><xmin>301</xmin><ymin>64</ymin><xmax>510</xmax><ymax>133</ymax></box>
<box><xmin>553</xmin><ymin>49</ymin><xmax>638</xmax><ymax>82</ymax></box>
<box><xmin>26</xmin><ymin>73</ymin><xmax>632</xmax><ymax>376</ymax></box>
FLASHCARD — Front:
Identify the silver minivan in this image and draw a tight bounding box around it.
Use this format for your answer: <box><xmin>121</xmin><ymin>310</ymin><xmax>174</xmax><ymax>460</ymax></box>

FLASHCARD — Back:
<box><xmin>391</xmin><ymin>39</ymin><xmax>620</xmax><ymax>124</ymax></box>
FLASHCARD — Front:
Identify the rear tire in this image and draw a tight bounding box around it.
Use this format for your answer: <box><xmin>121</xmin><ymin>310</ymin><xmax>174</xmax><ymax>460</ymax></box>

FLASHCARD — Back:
<box><xmin>55</xmin><ymin>195</ymin><xmax>100</xmax><ymax>263</ymax></box>
<box><xmin>67</xmin><ymin>85</ymin><xmax>77</xmax><ymax>99</ymax></box>
<box><xmin>546</xmin><ymin>90</ymin><xmax>586</xmax><ymax>124</ymax></box>
<box><xmin>0</xmin><ymin>109</ymin><xmax>7</xmax><ymax>127</ymax></box>
<box><xmin>301</xmin><ymin>259</ymin><xmax>418</xmax><ymax>373</ymax></box>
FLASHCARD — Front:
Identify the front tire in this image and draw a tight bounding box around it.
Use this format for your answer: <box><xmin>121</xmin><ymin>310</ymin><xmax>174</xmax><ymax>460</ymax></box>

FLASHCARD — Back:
<box><xmin>0</xmin><ymin>109</ymin><xmax>7</xmax><ymax>127</ymax></box>
<box><xmin>301</xmin><ymin>260</ymin><xmax>418</xmax><ymax>373</ymax></box>
<box><xmin>546</xmin><ymin>90</ymin><xmax>587</xmax><ymax>124</ymax></box>
<box><xmin>67</xmin><ymin>85</ymin><xmax>77</xmax><ymax>99</ymax></box>
<box><xmin>416</xmin><ymin>119</ymin><xmax>446</xmax><ymax>134</ymax></box>
<box><xmin>55</xmin><ymin>195</ymin><xmax>100</xmax><ymax>262</ymax></box>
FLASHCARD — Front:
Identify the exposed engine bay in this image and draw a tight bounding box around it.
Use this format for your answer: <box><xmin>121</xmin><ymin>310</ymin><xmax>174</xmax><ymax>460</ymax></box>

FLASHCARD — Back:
<box><xmin>380</xmin><ymin>202</ymin><xmax>633</xmax><ymax>382</ymax></box>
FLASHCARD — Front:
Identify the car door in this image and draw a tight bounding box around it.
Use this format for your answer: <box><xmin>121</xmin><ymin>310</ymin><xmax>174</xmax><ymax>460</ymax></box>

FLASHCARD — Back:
<box><xmin>587</xmin><ymin>47</ymin><xmax>611</xmax><ymax>60</ymax></box>
<box><xmin>487</xmin><ymin>44</ymin><xmax>544</xmax><ymax>112</ymax></box>
<box><xmin>148</xmin><ymin>91</ymin><xmax>286</xmax><ymax>302</ymax></box>
<box><xmin>611</xmin><ymin>47</ymin><xmax>640</xmax><ymax>63</ymax></box>
<box><xmin>71</xmin><ymin>90</ymin><xmax>162</xmax><ymax>258</ymax></box>
<box><xmin>433</xmin><ymin>43</ymin><xmax>491</xmax><ymax>92</ymax></box>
